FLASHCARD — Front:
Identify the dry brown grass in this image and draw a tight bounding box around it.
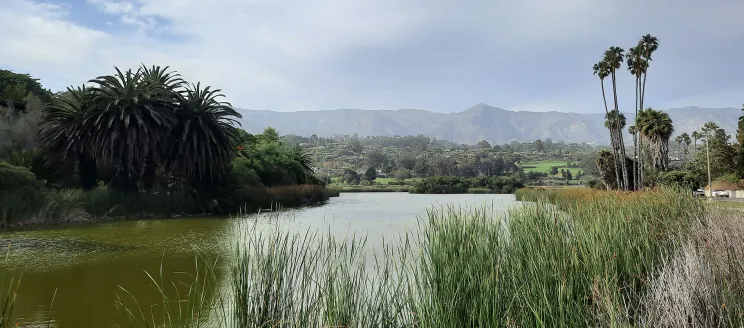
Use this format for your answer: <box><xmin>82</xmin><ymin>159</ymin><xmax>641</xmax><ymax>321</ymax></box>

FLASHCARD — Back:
<box><xmin>640</xmin><ymin>209</ymin><xmax>744</xmax><ymax>327</ymax></box>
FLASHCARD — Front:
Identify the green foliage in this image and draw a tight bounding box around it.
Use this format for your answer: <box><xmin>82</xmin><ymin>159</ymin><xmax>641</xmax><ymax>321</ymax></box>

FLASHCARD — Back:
<box><xmin>364</xmin><ymin>167</ymin><xmax>377</xmax><ymax>182</ymax></box>
<box><xmin>413</xmin><ymin>176</ymin><xmax>523</xmax><ymax>194</ymax></box>
<box><xmin>0</xmin><ymin>69</ymin><xmax>53</xmax><ymax>103</ymax></box>
<box><xmin>0</xmin><ymin>162</ymin><xmax>45</xmax><ymax>226</ymax></box>
<box><xmin>657</xmin><ymin>170</ymin><xmax>699</xmax><ymax>189</ymax></box>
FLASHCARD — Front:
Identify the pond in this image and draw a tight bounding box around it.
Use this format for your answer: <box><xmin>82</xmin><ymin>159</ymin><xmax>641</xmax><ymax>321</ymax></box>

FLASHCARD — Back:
<box><xmin>0</xmin><ymin>193</ymin><xmax>517</xmax><ymax>328</ymax></box>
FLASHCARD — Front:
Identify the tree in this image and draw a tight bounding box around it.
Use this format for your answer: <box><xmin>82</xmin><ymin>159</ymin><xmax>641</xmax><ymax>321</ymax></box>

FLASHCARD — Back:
<box><xmin>694</xmin><ymin>122</ymin><xmax>735</xmax><ymax>183</ymax></box>
<box><xmin>393</xmin><ymin>169</ymin><xmax>411</xmax><ymax>180</ymax></box>
<box><xmin>636</xmin><ymin>108</ymin><xmax>674</xmax><ymax>171</ymax></box>
<box><xmin>737</xmin><ymin>104</ymin><xmax>744</xmax><ymax>178</ymax></box>
<box><xmin>550</xmin><ymin>166</ymin><xmax>559</xmax><ymax>175</ymax></box>
<box><xmin>566</xmin><ymin>169</ymin><xmax>573</xmax><ymax>181</ymax></box>
<box><xmin>364</xmin><ymin>150</ymin><xmax>387</xmax><ymax>168</ymax></box>
<box><xmin>628</xmin><ymin>125</ymin><xmax>637</xmax><ymax>175</ymax></box>
<box><xmin>692</xmin><ymin>131</ymin><xmax>702</xmax><ymax>159</ymax></box>
<box><xmin>637</xmin><ymin>34</ymin><xmax>660</xmax><ymax>188</ymax></box>
<box><xmin>476</xmin><ymin>140</ymin><xmax>491</xmax><ymax>149</ymax></box>
<box><xmin>593</xmin><ymin>60</ymin><xmax>622</xmax><ymax>189</ymax></box>
<box><xmin>38</xmin><ymin>86</ymin><xmax>98</xmax><ymax>189</ymax></box>
<box><xmin>140</xmin><ymin>65</ymin><xmax>185</xmax><ymax>189</ymax></box>
<box><xmin>364</xmin><ymin>167</ymin><xmax>377</xmax><ymax>182</ymax></box>
<box><xmin>534</xmin><ymin>139</ymin><xmax>545</xmax><ymax>154</ymax></box>
<box><xmin>605</xmin><ymin>109</ymin><xmax>627</xmax><ymax>188</ymax></box>
<box><xmin>627</xmin><ymin>45</ymin><xmax>647</xmax><ymax>190</ymax></box>
<box><xmin>603</xmin><ymin>46</ymin><xmax>629</xmax><ymax>190</ymax></box>
<box><xmin>675</xmin><ymin>134</ymin><xmax>684</xmax><ymax>160</ymax></box>
<box><xmin>680</xmin><ymin>133</ymin><xmax>691</xmax><ymax>162</ymax></box>
<box><xmin>260</xmin><ymin>127</ymin><xmax>280</xmax><ymax>142</ymax></box>
<box><xmin>87</xmin><ymin>67</ymin><xmax>177</xmax><ymax>191</ymax></box>
<box><xmin>348</xmin><ymin>138</ymin><xmax>363</xmax><ymax>153</ymax></box>
<box><xmin>342</xmin><ymin>169</ymin><xmax>360</xmax><ymax>184</ymax></box>
<box><xmin>0</xmin><ymin>69</ymin><xmax>53</xmax><ymax>104</ymax></box>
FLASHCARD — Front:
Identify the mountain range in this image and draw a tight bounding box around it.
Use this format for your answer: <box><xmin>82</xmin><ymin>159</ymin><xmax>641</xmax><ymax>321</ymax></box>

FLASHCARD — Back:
<box><xmin>236</xmin><ymin>104</ymin><xmax>741</xmax><ymax>145</ymax></box>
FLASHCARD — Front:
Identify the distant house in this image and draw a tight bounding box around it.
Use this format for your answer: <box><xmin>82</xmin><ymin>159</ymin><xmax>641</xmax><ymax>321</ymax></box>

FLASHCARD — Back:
<box><xmin>704</xmin><ymin>179</ymin><xmax>744</xmax><ymax>198</ymax></box>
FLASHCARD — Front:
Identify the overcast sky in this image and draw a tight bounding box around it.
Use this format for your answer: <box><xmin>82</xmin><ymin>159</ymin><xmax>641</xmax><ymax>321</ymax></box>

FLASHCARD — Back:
<box><xmin>2</xmin><ymin>0</ymin><xmax>743</xmax><ymax>113</ymax></box>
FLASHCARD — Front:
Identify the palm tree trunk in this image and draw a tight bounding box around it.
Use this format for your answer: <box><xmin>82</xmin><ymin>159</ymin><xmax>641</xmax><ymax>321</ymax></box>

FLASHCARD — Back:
<box><xmin>601</xmin><ymin>79</ymin><xmax>622</xmax><ymax>189</ymax></box>
<box><xmin>78</xmin><ymin>153</ymin><xmax>97</xmax><ymax>190</ymax></box>
<box><xmin>612</xmin><ymin>71</ymin><xmax>629</xmax><ymax>190</ymax></box>
<box><xmin>633</xmin><ymin>77</ymin><xmax>640</xmax><ymax>190</ymax></box>
<box><xmin>142</xmin><ymin>152</ymin><xmax>157</xmax><ymax>191</ymax></box>
<box><xmin>639</xmin><ymin>72</ymin><xmax>648</xmax><ymax>189</ymax></box>
<box><xmin>631</xmin><ymin>132</ymin><xmax>637</xmax><ymax>190</ymax></box>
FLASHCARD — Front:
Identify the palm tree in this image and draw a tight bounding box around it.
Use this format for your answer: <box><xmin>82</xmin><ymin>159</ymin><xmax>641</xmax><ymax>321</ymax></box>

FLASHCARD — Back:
<box><xmin>603</xmin><ymin>47</ymin><xmax>629</xmax><ymax>189</ymax></box>
<box><xmin>636</xmin><ymin>108</ymin><xmax>674</xmax><ymax>171</ymax></box>
<box><xmin>291</xmin><ymin>144</ymin><xmax>315</xmax><ymax>174</ymax></box>
<box><xmin>167</xmin><ymin>82</ymin><xmax>242</xmax><ymax>182</ymax></box>
<box><xmin>637</xmin><ymin>35</ymin><xmax>659</xmax><ymax>186</ymax></box>
<box><xmin>680</xmin><ymin>132</ymin><xmax>691</xmax><ymax>162</ymax></box>
<box><xmin>627</xmin><ymin>45</ymin><xmax>647</xmax><ymax>190</ymax></box>
<box><xmin>39</xmin><ymin>86</ymin><xmax>98</xmax><ymax>189</ymax></box>
<box><xmin>692</xmin><ymin>131</ymin><xmax>702</xmax><ymax>158</ymax></box>
<box><xmin>139</xmin><ymin>65</ymin><xmax>184</xmax><ymax>190</ymax></box>
<box><xmin>88</xmin><ymin>67</ymin><xmax>176</xmax><ymax>192</ymax></box>
<box><xmin>593</xmin><ymin>60</ymin><xmax>622</xmax><ymax>188</ymax></box>
<box><xmin>638</xmin><ymin>35</ymin><xmax>659</xmax><ymax>112</ymax></box>
<box><xmin>675</xmin><ymin>134</ymin><xmax>684</xmax><ymax>163</ymax></box>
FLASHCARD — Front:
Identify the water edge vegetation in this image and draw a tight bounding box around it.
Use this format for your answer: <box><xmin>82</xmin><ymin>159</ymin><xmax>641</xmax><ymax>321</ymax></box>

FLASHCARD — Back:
<box><xmin>4</xmin><ymin>187</ymin><xmax>741</xmax><ymax>327</ymax></box>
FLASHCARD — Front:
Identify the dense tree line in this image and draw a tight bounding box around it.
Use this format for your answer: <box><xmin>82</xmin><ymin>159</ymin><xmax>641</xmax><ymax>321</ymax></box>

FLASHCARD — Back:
<box><xmin>0</xmin><ymin>67</ymin><xmax>328</xmax><ymax>223</ymax></box>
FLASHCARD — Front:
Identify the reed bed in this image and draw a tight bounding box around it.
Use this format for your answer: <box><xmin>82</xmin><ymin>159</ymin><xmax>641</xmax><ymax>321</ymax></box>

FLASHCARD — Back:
<box><xmin>0</xmin><ymin>248</ymin><xmax>19</xmax><ymax>328</ymax></box>
<box><xmin>110</xmin><ymin>188</ymin><xmax>744</xmax><ymax>326</ymax></box>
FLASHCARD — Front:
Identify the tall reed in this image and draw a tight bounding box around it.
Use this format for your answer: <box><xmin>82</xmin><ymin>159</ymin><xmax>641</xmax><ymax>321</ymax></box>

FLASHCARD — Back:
<box><xmin>0</xmin><ymin>247</ymin><xmax>19</xmax><ymax>328</ymax></box>
<box><xmin>118</xmin><ymin>188</ymin><xmax>739</xmax><ymax>327</ymax></box>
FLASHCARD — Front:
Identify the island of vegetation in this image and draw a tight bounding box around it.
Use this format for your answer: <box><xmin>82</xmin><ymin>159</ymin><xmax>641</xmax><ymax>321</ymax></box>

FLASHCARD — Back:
<box><xmin>0</xmin><ymin>66</ymin><xmax>335</xmax><ymax>227</ymax></box>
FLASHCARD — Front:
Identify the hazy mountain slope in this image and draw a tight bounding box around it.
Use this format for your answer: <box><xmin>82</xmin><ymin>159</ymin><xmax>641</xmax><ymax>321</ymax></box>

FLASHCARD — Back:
<box><xmin>237</xmin><ymin>104</ymin><xmax>741</xmax><ymax>145</ymax></box>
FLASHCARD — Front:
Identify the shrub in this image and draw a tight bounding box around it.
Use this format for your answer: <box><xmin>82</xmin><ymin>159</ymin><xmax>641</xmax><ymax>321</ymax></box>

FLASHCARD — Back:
<box><xmin>0</xmin><ymin>162</ymin><xmax>44</xmax><ymax>226</ymax></box>
<box><xmin>412</xmin><ymin>176</ymin><xmax>523</xmax><ymax>194</ymax></box>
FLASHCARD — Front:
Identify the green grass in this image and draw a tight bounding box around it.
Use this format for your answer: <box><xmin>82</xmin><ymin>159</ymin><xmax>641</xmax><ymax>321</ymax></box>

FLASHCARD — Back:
<box><xmin>520</xmin><ymin>161</ymin><xmax>577</xmax><ymax>174</ymax></box>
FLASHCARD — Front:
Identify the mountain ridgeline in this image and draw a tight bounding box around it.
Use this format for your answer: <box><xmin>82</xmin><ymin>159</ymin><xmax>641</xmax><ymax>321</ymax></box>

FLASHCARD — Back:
<box><xmin>237</xmin><ymin>104</ymin><xmax>741</xmax><ymax>145</ymax></box>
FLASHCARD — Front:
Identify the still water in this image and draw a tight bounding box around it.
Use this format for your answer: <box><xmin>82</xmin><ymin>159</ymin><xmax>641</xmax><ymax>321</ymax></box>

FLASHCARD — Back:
<box><xmin>0</xmin><ymin>193</ymin><xmax>516</xmax><ymax>327</ymax></box>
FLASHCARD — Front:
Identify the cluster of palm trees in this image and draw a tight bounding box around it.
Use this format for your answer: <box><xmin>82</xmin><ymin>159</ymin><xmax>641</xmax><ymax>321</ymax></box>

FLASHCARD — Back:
<box><xmin>39</xmin><ymin>65</ymin><xmax>242</xmax><ymax>192</ymax></box>
<box><xmin>674</xmin><ymin>133</ymin><xmax>692</xmax><ymax>161</ymax></box>
<box><xmin>593</xmin><ymin>34</ymin><xmax>675</xmax><ymax>190</ymax></box>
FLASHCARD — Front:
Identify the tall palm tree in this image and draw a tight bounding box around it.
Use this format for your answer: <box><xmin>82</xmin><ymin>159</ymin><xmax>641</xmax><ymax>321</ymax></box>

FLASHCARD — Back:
<box><xmin>88</xmin><ymin>67</ymin><xmax>176</xmax><ymax>192</ymax></box>
<box><xmin>39</xmin><ymin>86</ymin><xmax>98</xmax><ymax>189</ymax></box>
<box><xmin>692</xmin><ymin>131</ymin><xmax>702</xmax><ymax>159</ymax></box>
<box><xmin>637</xmin><ymin>35</ymin><xmax>659</xmax><ymax>186</ymax></box>
<box><xmin>680</xmin><ymin>132</ymin><xmax>691</xmax><ymax>162</ymax></box>
<box><xmin>636</xmin><ymin>108</ymin><xmax>674</xmax><ymax>171</ymax></box>
<box><xmin>604</xmin><ymin>110</ymin><xmax>629</xmax><ymax>188</ymax></box>
<box><xmin>675</xmin><ymin>134</ymin><xmax>684</xmax><ymax>163</ymax></box>
<box><xmin>628</xmin><ymin>125</ymin><xmax>638</xmax><ymax>188</ymax></box>
<box><xmin>603</xmin><ymin>47</ymin><xmax>629</xmax><ymax>189</ymax></box>
<box><xmin>138</xmin><ymin>65</ymin><xmax>184</xmax><ymax>190</ymax></box>
<box><xmin>627</xmin><ymin>46</ymin><xmax>646</xmax><ymax>190</ymax></box>
<box><xmin>638</xmin><ymin>35</ymin><xmax>659</xmax><ymax>112</ymax></box>
<box><xmin>593</xmin><ymin>60</ymin><xmax>622</xmax><ymax>188</ymax></box>
<box><xmin>167</xmin><ymin>82</ymin><xmax>242</xmax><ymax>182</ymax></box>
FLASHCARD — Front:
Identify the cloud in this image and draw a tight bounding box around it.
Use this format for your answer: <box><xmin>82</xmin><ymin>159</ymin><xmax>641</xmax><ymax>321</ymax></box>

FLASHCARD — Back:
<box><xmin>2</xmin><ymin>0</ymin><xmax>743</xmax><ymax>113</ymax></box>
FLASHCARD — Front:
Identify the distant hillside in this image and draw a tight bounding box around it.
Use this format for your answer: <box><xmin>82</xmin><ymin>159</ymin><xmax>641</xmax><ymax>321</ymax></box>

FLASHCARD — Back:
<box><xmin>236</xmin><ymin>104</ymin><xmax>741</xmax><ymax>145</ymax></box>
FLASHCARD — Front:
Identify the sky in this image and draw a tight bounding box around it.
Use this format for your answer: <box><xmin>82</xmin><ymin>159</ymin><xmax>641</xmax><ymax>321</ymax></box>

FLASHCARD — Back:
<box><xmin>2</xmin><ymin>0</ymin><xmax>743</xmax><ymax>114</ymax></box>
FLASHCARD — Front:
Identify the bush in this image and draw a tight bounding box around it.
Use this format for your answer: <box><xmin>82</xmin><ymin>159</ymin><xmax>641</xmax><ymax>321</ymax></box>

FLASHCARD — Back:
<box><xmin>412</xmin><ymin>176</ymin><xmax>523</xmax><ymax>194</ymax></box>
<box><xmin>0</xmin><ymin>162</ymin><xmax>44</xmax><ymax>226</ymax></box>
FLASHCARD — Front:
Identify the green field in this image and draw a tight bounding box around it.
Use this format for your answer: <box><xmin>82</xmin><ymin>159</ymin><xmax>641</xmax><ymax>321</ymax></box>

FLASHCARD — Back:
<box><xmin>520</xmin><ymin>161</ymin><xmax>573</xmax><ymax>174</ymax></box>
